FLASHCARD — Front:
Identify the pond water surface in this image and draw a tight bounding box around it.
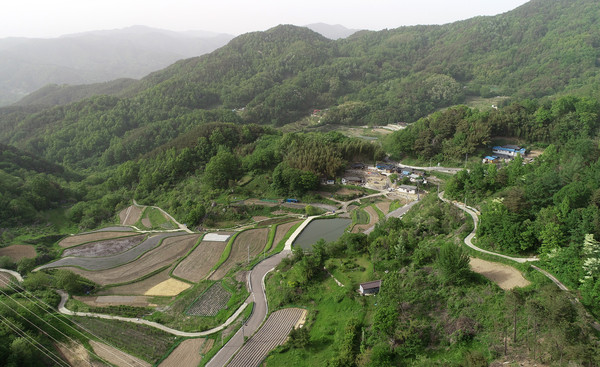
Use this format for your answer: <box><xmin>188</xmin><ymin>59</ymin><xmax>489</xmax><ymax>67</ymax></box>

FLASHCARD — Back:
<box><xmin>293</xmin><ymin>218</ymin><xmax>352</xmax><ymax>251</ymax></box>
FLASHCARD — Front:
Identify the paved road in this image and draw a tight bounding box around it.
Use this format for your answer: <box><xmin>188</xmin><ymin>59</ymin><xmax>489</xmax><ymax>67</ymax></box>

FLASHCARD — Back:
<box><xmin>438</xmin><ymin>191</ymin><xmax>538</xmax><ymax>263</ymax></box>
<box><xmin>206</xmin><ymin>250</ymin><xmax>291</xmax><ymax>367</ymax></box>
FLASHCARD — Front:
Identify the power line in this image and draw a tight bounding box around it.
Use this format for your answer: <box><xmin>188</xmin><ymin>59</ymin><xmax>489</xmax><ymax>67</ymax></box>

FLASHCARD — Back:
<box><xmin>1</xmin><ymin>283</ymin><xmax>136</xmax><ymax>367</ymax></box>
<box><xmin>0</xmin><ymin>314</ymin><xmax>70</xmax><ymax>367</ymax></box>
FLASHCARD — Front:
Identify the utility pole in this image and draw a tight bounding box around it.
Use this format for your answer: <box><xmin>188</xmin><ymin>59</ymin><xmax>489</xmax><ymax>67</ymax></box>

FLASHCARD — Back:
<box><xmin>465</xmin><ymin>152</ymin><xmax>468</xmax><ymax>168</ymax></box>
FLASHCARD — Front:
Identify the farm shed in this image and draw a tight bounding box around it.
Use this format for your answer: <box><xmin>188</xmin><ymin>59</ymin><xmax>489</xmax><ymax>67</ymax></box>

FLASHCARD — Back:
<box><xmin>359</xmin><ymin>280</ymin><xmax>382</xmax><ymax>295</ymax></box>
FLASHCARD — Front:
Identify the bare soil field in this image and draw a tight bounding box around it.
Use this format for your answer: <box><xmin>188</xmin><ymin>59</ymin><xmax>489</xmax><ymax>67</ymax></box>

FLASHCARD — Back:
<box><xmin>0</xmin><ymin>244</ymin><xmax>36</xmax><ymax>261</ymax></box>
<box><xmin>375</xmin><ymin>201</ymin><xmax>391</xmax><ymax>215</ymax></box>
<box><xmin>252</xmin><ymin>216</ymin><xmax>269</xmax><ymax>222</ymax></box>
<box><xmin>0</xmin><ymin>273</ymin><xmax>14</xmax><ymax>288</ymax></box>
<box><xmin>67</xmin><ymin>234</ymin><xmax>200</xmax><ymax>285</ymax></box>
<box><xmin>141</xmin><ymin>217</ymin><xmax>152</xmax><ymax>228</ymax></box>
<box><xmin>336</xmin><ymin>187</ymin><xmax>361</xmax><ymax>196</ymax></box>
<box><xmin>62</xmin><ymin>234</ymin><xmax>146</xmax><ymax>257</ymax></box>
<box><xmin>73</xmin><ymin>295</ymin><xmax>151</xmax><ymax>307</ymax></box>
<box><xmin>119</xmin><ymin>205</ymin><xmax>143</xmax><ymax>226</ymax></box>
<box><xmin>469</xmin><ymin>257</ymin><xmax>531</xmax><ymax>290</ymax></box>
<box><xmin>209</xmin><ymin>228</ymin><xmax>269</xmax><ymax>280</ymax></box>
<box><xmin>227</xmin><ymin>308</ymin><xmax>307</xmax><ymax>367</ymax></box>
<box><xmin>56</xmin><ymin>341</ymin><xmax>107</xmax><ymax>367</ymax></box>
<box><xmin>271</xmin><ymin>221</ymin><xmax>301</xmax><ymax>251</ymax></box>
<box><xmin>97</xmin><ymin>267</ymin><xmax>172</xmax><ymax>295</ymax></box>
<box><xmin>144</xmin><ymin>278</ymin><xmax>191</xmax><ymax>297</ymax></box>
<box><xmin>158</xmin><ymin>338</ymin><xmax>205</xmax><ymax>367</ymax></box>
<box><xmin>59</xmin><ymin>231</ymin><xmax>137</xmax><ymax>248</ymax></box>
<box><xmin>90</xmin><ymin>340</ymin><xmax>151</xmax><ymax>367</ymax></box>
<box><xmin>352</xmin><ymin>206</ymin><xmax>379</xmax><ymax>233</ymax></box>
<box><xmin>173</xmin><ymin>241</ymin><xmax>228</xmax><ymax>283</ymax></box>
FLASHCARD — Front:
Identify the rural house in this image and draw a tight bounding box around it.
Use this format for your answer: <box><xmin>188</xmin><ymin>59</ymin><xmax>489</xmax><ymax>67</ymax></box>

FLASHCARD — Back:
<box><xmin>492</xmin><ymin>145</ymin><xmax>526</xmax><ymax>158</ymax></box>
<box><xmin>359</xmin><ymin>280</ymin><xmax>382</xmax><ymax>295</ymax></box>
<box><xmin>398</xmin><ymin>185</ymin><xmax>418</xmax><ymax>194</ymax></box>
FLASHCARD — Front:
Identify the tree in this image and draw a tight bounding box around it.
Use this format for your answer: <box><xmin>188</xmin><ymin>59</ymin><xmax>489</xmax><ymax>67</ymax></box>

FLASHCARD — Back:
<box><xmin>437</xmin><ymin>243</ymin><xmax>471</xmax><ymax>285</ymax></box>
<box><xmin>203</xmin><ymin>147</ymin><xmax>241</xmax><ymax>189</ymax></box>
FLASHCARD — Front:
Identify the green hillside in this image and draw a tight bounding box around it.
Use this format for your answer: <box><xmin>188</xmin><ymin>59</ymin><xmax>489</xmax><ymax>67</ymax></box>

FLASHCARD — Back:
<box><xmin>0</xmin><ymin>0</ymin><xmax>598</xmax><ymax>170</ymax></box>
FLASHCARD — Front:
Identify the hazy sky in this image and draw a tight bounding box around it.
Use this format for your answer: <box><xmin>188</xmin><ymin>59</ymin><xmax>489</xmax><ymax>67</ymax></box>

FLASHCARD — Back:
<box><xmin>1</xmin><ymin>0</ymin><xmax>530</xmax><ymax>38</ymax></box>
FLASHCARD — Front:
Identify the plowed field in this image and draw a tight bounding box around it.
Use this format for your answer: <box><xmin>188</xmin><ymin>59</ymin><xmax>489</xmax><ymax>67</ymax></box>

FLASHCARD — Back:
<box><xmin>209</xmin><ymin>228</ymin><xmax>268</xmax><ymax>280</ymax></box>
<box><xmin>227</xmin><ymin>308</ymin><xmax>307</xmax><ymax>367</ymax></box>
<box><xmin>119</xmin><ymin>205</ymin><xmax>143</xmax><ymax>226</ymax></box>
<box><xmin>90</xmin><ymin>340</ymin><xmax>150</xmax><ymax>367</ymax></box>
<box><xmin>173</xmin><ymin>241</ymin><xmax>228</xmax><ymax>282</ymax></box>
<box><xmin>74</xmin><ymin>295</ymin><xmax>150</xmax><ymax>307</ymax></box>
<box><xmin>62</xmin><ymin>234</ymin><xmax>146</xmax><ymax>257</ymax></box>
<box><xmin>59</xmin><ymin>231</ymin><xmax>137</xmax><ymax>248</ymax></box>
<box><xmin>375</xmin><ymin>201</ymin><xmax>391</xmax><ymax>215</ymax></box>
<box><xmin>0</xmin><ymin>244</ymin><xmax>36</xmax><ymax>261</ymax></box>
<box><xmin>97</xmin><ymin>267</ymin><xmax>172</xmax><ymax>295</ymax></box>
<box><xmin>158</xmin><ymin>338</ymin><xmax>205</xmax><ymax>367</ymax></box>
<box><xmin>270</xmin><ymin>221</ymin><xmax>301</xmax><ymax>251</ymax></box>
<box><xmin>351</xmin><ymin>206</ymin><xmax>379</xmax><ymax>233</ymax></box>
<box><xmin>67</xmin><ymin>234</ymin><xmax>200</xmax><ymax>285</ymax></box>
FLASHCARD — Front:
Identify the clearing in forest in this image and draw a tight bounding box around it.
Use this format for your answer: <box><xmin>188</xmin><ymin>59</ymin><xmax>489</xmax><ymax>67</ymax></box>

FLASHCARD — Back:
<box><xmin>158</xmin><ymin>338</ymin><xmax>206</xmax><ymax>367</ymax></box>
<box><xmin>0</xmin><ymin>244</ymin><xmax>36</xmax><ymax>261</ymax></box>
<box><xmin>469</xmin><ymin>257</ymin><xmax>531</xmax><ymax>290</ymax></box>
<box><xmin>59</xmin><ymin>231</ymin><xmax>137</xmax><ymax>248</ymax></box>
<box><xmin>144</xmin><ymin>278</ymin><xmax>191</xmax><ymax>297</ymax></box>
<box><xmin>119</xmin><ymin>205</ymin><xmax>143</xmax><ymax>226</ymax></box>
<box><xmin>61</xmin><ymin>234</ymin><xmax>146</xmax><ymax>257</ymax></box>
<box><xmin>90</xmin><ymin>340</ymin><xmax>151</xmax><ymax>367</ymax></box>
<box><xmin>173</xmin><ymin>241</ymin><xmax>228</xmax><ymax>283</ymax></box>
<box><xmin>271</xmin><ymin>221</ymin><xmax>301</xmax><ymax>251</ymax></box>
<box><xmin>67</xmin><ymin>234</ymin><xmax>200</xmax><ymax>285</ymax></box>
<box><xmin>209</xmin><ymin>228</ymin><xmax>269</xmax><ymax>280</ymax></box>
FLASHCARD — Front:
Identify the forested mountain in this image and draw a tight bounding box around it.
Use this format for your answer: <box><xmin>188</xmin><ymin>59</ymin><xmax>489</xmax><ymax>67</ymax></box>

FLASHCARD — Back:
<box><xmin>0</xmin><ymin>0</ymin><xmax>599</xmax><ymax>173</ymax></box>
<box><xmin>0</xmin><ymin>26</ymin><xmax>234</xmax><ymax>106</ymax></box>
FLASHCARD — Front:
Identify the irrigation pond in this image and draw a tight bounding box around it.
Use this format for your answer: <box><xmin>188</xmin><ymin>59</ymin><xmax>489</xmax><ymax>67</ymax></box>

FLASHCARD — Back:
<box><xmin>293</xmin><ymin>218</ymin><xmax>352</xmax><ymax>251</ymax></box>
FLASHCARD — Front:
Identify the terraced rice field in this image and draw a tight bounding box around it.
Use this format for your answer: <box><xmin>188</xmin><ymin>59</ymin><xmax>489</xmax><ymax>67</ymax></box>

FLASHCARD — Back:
<box><xmin>0</xmin><ymin>244</ymin><xmax>36</xmax><ymax>261</ymax></box>
<box><xmin>61</xmin><ymin>234</ymin><xmax>146</xmax><ymax>257</ymax></box>
<box><xmin>59</xmin><ymin>231</ymin><xmax>137</xmax><ymax>248</ymax></box>
<box><xmin>67</xmin><ymin>234</ymin><xmax>200</xmax><ymax>285</ymax></box>
<box><xmin>209</xmin><ymin>228</ymin><xmax>268</xmax><ymax>280</ymax></box>
<box><xmin>74</xmin><ymin>295</ymin><xmax>151</xmax><ymax>307</ymax></box>
<box><xmin>158</xmin><ymin>338</ymin><xmax>205</xmax><ymax>367</ymax></box>
<box><xmin>119</xmin><ymin>205</ymin><xmax>143</xmax><ymax>226</ymax></box>
<box><xmin>144</xmin><ymin>278</ymin><xmax>191</xmax><ymax>297</ymax></box>
<box><xmin>0</xmin><ymin>273</ymin><xmax>14</xmax><ymax>288</ymax></box>
<box><xmin>270</xmin><ymin>221</ymin><xmax>301</xmax><ymax>251</ymax></box>
<box><xmin>375</xmin><ymin>200</ymin><xmax>391</xmax><ymax>215</ymax></box>
<box><xmin>173</xmin><ymin>241</ymin><xmax>228</xmax><ymax>282</ymax></box>
<box><xmin>90</xmin><ymin>340</ymin><xmax>150</xmax><ymax>367</ymax></box>
<box><xmin>352</xmin><ymin>206</ymin><xmax>379</xmax><ymax>233</ymax></box>
<box><xmin>97</xmin><ymin>267</ymin><xmax>172</xmax><ymax>295</ymax></box>
<box><xmin>40</xmin><ymin>233</ymin><xmax>182</xmax><ymax>271</ymax></box>
<box><xmin>186</xmin><ymin>282</ymin><xmax>230</xmax><ymax>316</ymax></box>
<box><xmin>227</xmin><ymin>308</ymin><xmax>307</xmax><ymax>367</ymax></box>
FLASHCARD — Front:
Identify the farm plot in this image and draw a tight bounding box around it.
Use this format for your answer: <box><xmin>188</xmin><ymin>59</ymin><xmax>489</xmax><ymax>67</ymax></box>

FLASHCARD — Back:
<box><xmin>144</xmin><ymin>278</ymin><xmax>191</xmax><ymax>297</ymax></box>
<box><xmin>75</xmin><ymin>318</ymin><xmax>176</xmax><ymax>364</ymax></box>
<box><xmin>375</xmin><ymin>200</ymin><xmax>391</xmax><ymax>215</ymax></box>
<box><xmin>158</xmin><ymin>338</ymin><xmax>205</xmax><ymax>367</ymax></box>
<box><xmin>97</xmin><ymin>267</ymin><xmax>172</xmax><ymax>295</ymax></box>
<box><xmin>0</xmin><ymin>273</ymin><xmax>14</xmax><ymax>288</ymax></box>
<box><xmin>209</xmin><ymin>228</ymin><xmax>269</xmax><ymax>280</ymax></box>
<box><xmin>120</xmin><ymin>205</ymin><xmax>143</xmax><ymax>226</ymax></box>
<box><xmin>138</xmin><ymin>207</ymin><xmax>177</xmax><ymax>230</ymax></box>
<box><xmin>59</xmin><ymin>231</ymin><xmax>137</xmax><ymax>248</ymax></box>
<box><xmin>67</xmin><ymin>234</ymin><xmax>200</xmax><ymax>285</ymax></box>
<box><xmin>55</xmin><ymin>341</ymin><xmax>102</xmax><ymax>367</ymax></box>
<box><xmin>173</xmin><ymin>241</ymin><xmax>228</xmax><ymax>282</ymax></box>
<box><xmin>73</xmin><ymin>295</ymin><xmax>151</xmax><ymax>307</ymax></box>
<box><xmin>351</xmin><ymin>206</ymin><xmax>379</xmax><ymax>233</ymax></box>
<box><xmin>0</xmin><ymin>244</ymin><xmax>36</xmax><ymax>261</ymax></box>
<box><xmin>186</xmin><ymin>282</ymin><xmax>230</xmax><ymax>316</ymax></box>
<box><xmin>270</xmin><ymin>221</ymin><xmax>301</xmax><ymax>251</ymax></box>
<box><xmin>39</xmin><ymin>232</ymin><xmax>183</xmax><ymax>271</ymax></box>
<box><xmin>469</xmin><ymin>258</ymin><xmax>531</xmax><ymax>290</ymax></box>
<box><xmin>227</xmin><ymin>308</ymin><xmax>307</xmax><ymax>367</ymax></box>
<box><xmin>90</xmin><ymin>340</ymin><xmax>150</xmax><ymax>367</ymax></box>
<box><xmin>61</xmin><ymin>234</ymin><xmax>146</xmax><ymax>257</ymax></box>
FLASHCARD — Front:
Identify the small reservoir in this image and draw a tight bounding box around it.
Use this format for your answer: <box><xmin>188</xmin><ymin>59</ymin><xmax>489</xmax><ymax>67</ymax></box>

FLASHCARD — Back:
<box><xmin>293</xmin><ymin>218</ymin><xmax>351</xmax><ymax>251</ymax></box>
